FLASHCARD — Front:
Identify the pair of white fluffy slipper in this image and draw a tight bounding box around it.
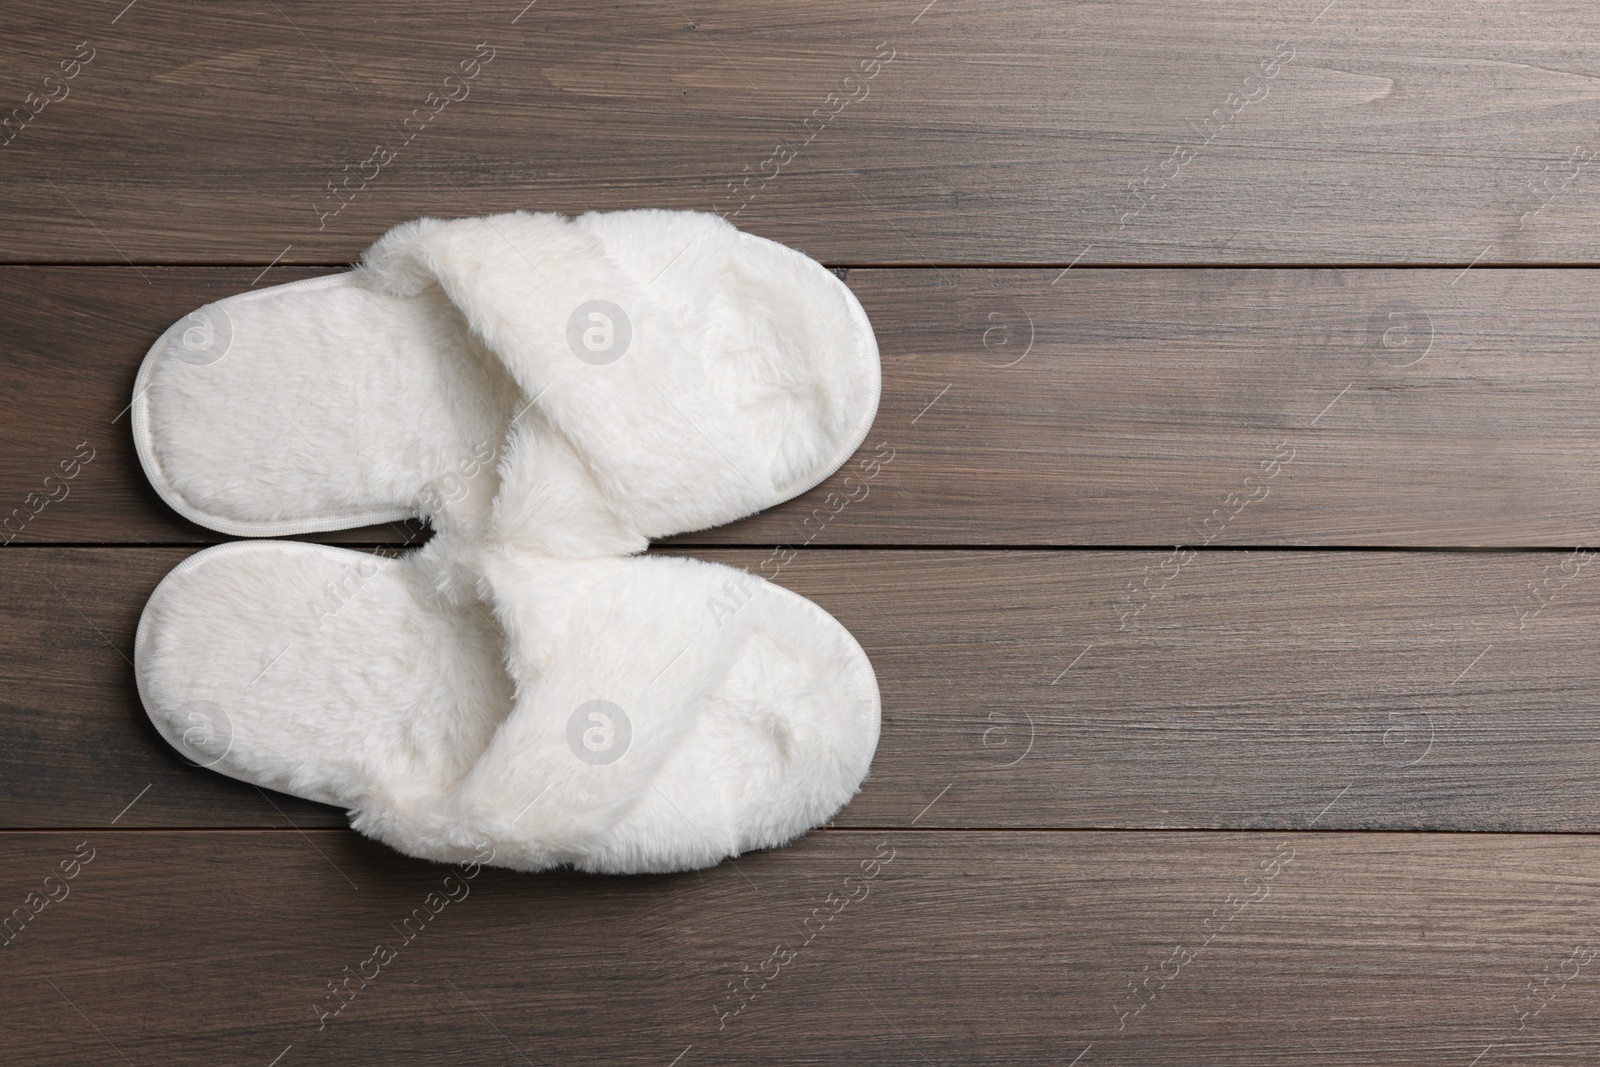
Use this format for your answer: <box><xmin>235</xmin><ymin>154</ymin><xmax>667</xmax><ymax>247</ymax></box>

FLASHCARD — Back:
<box><xmin>133</xmin><ymin>210</ymin><xmax>883</xmax><ymax>874</ymax></box>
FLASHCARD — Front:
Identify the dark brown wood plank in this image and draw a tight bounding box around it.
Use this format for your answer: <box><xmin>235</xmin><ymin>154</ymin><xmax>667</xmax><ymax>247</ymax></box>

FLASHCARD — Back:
<box><xmin>0</xmin><ymin>547</ymin><xmax>347</xmax><ymax>828</ymax></box>
<box><xmin>752</xmin><ymin>266</ymin><xmax>1600</xmax><ymax>548</ymax></box>
<box><xmin>7</xmin><ymin>1</ymin><xmax>1600</xmax><ymax>264</ymax></box>
<box><xmin>9</xmin><ymin>265</ymin><xmax>1600</xmax><ymax>546</ymax></box>
<box><xmin>0</xmin><ymin>264</ymin><xmax>427</xmax><ymax>545</ymax></box>
<box><xmin>3</xmin><ymin>828</ymin><xmax>1598</xmax><ymax>1064</ymax></box>
<box><xmin>10</xmin><ymin>546</ymin><xmax>1600</xmax><ymax>832</ymax></box>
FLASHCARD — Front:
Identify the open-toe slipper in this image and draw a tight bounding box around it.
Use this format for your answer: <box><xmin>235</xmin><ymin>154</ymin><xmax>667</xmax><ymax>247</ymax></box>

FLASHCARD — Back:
<box><xmin>131</xmin><ymin>210</ymin><xmax>880</xmax><ymax>552</ymax></box>
<box><xmin>134</xmin><ymin>539</ymin><xmax>881</xmax><ymax>873</ymax></box>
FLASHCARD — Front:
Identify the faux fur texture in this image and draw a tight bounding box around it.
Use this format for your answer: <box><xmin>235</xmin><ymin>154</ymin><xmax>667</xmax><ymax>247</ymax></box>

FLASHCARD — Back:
<box><xmin>135</xmin><ymin>538</ymin><xmax>881</xmax><ymax>874</ymax></box>
<box><xmin>131</xmin><ymin>210</ymin><xmax>881</xmax><ymax>549</ymax></box>
<box><xmin>131</xmin><ymin>210</ymin><xmax>885</xmax><ymax>874</ymax></box>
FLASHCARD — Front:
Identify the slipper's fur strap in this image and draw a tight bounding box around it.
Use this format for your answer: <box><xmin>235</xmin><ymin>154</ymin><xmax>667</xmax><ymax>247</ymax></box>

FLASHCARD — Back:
<box><xmin>351</xmin><ymin>551</ymin><xmax>769</xmax><ymax>872</ymax></box>
<box><xmin>360</xmin><ymin>212</ymin><xmax>773</xmax><ymax>555</ymax></box>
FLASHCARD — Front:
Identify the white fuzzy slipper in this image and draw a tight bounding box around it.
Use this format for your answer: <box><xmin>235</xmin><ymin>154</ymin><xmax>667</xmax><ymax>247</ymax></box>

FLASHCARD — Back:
<box><xmin>131</xmin><ymin>210</ymin><xmax>880</xmax><ymax>552</ymax></box>
<box><xmin>134</xmin><ymin>539</ymin><xmax>881</xmax><ymax>874</ymax></box>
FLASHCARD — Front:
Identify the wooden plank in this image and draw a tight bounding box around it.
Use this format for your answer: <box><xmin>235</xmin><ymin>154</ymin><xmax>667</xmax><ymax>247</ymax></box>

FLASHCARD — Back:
<box><xmin>10</xmin><ymin>546</ymin><xmax>1600</xmax><ymax>832</ymax></box>
<box><xmin>766</xmin><ymin>266</ymin><xmax>1600</xmax><ymax>548</ymax></box>
<box><xmin>8</xmin><ymin>2</ymin><xmax>1600</xmax><ymax>265</ymax></box>
<box><xmin>0</xmin><ymin>264</ymin><xmax>426</xmax><ymax>546</ymax></box>
<box><xmin>9</xmin><ymin>265</ymin><xmax>1600</xmax><ymax>546</ymax></box>
<box><xmin>3</xmin><ymin>828</ymin><xmax>1599</xmax><ymax>1064</ymax></box>
<box><xmin>0</xmin><ymin>547</ymin><xmax>347</xmax><ymax>828</ymax></box>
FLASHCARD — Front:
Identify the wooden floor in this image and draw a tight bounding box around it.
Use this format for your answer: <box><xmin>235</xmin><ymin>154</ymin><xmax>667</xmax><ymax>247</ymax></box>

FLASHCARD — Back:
<box><xmin>8</xmin><ymin>2</ymin><xmax>1600</xmax><ymax>1063</ymax></box>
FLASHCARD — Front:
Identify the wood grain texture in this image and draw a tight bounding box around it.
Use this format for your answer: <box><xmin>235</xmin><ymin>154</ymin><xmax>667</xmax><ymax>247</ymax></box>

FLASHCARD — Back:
<box><xmin>4</xmin><ymin>829</ymin><xmax>1599</xmax><ymax>1065</ymax></box>
<box><xmin>8</xmin><ymin>265</ymin><xmax>1600</xmax><ymax>546</ymax></box>
<box><xmin>0</xmin><ymin>265</ymin><xmax>426</xmax><ymax>546</ymax></box>
<box><xmin>8</xmin><ymin>1</ymin><xmax>1600</xmax><ymax>264</ymax></box>
<box><xmin>0</xmin><ymin>547</ymin><xmax>348</xmax><ymax>828</ymax></box>
<box><xmin>5</xmin><ymin>1</ymin><xmax>1598</xmax><ymax>1061</ymax></box>
<box><xmin>9</xmin><ymin>546</ymin><xmax>1600</xmax><ymax>832</ymax></box>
